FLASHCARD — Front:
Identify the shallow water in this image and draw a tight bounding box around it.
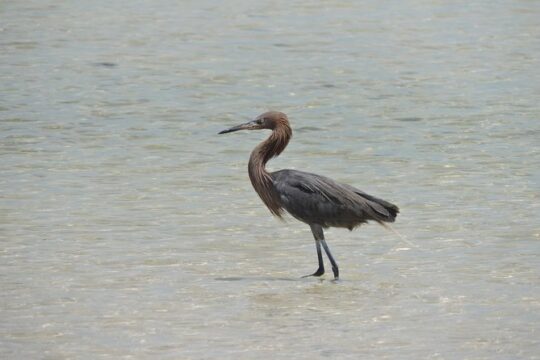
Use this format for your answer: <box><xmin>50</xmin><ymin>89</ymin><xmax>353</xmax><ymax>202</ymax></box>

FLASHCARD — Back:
<box><xmin>1</xmin><ymin>0</ymin><xmax>539</xmax><ymax>359</ymax></box>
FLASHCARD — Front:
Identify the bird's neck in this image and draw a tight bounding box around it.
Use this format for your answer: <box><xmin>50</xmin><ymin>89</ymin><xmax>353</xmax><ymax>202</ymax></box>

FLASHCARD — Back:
<box><xmin>248</xmin><ymin>124</ymin><xmax>292</xmax><ymax>217</ymax></box>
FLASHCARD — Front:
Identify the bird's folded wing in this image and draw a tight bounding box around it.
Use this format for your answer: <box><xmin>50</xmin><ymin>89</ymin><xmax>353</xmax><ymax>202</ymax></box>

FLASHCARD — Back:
<box><xmin>272</xmin><ymin>169</ymin><xmax>394</xmax><ymax>226</ymax></box>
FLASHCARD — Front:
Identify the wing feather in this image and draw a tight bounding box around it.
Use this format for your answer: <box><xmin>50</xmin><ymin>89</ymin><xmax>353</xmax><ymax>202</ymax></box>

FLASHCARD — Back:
<box><xmin>271</xmin><ymin>169</ymin><xmax>398</xmax><ymax>229</ymax></box>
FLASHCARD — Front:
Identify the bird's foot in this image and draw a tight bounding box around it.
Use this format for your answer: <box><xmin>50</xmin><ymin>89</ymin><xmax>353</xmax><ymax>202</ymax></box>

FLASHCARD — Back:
<box><xmin>302</xmin><ymin>267</ymin><xmax>325</xmax><ymax>278</ymax></box>
<box><xmin>331</xmin><ymin>267</ymin><xmax>339</xmax><ymax>280</ymax></box>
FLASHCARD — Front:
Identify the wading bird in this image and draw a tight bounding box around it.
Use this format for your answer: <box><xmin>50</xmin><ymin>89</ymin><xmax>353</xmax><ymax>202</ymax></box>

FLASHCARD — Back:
<box><xmin>219</xmin><ymin>111</ymin><xmax>399</xmax><ymax>279</ymax></box>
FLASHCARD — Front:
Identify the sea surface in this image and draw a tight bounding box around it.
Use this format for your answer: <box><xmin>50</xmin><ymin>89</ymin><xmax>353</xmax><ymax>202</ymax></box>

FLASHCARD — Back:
<box><xmin>1</xmin><ymin>1</ymin><xmax>539</xmax><ymax>359</ymax></box>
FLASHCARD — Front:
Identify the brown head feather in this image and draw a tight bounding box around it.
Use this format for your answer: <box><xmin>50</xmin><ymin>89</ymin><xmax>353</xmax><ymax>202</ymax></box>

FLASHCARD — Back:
<box><xmin>248</xmin><ymin>112</ymin><xmax>292</xmax><ymax>217</ymax></box>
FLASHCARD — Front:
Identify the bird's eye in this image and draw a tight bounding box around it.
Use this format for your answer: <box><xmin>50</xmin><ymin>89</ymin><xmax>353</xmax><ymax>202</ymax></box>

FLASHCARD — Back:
<box><xmin>257</xmin><ymin>118</ymin><xmax>264</xmax><ymax>125</ymax></box>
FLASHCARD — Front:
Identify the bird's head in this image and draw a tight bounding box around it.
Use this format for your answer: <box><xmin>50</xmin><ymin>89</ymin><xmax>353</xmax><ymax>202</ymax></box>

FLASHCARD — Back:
<box><xmin>218</xmin><ymin>111</ymin><xmax>289</xmax><ymax>134</ymax></box>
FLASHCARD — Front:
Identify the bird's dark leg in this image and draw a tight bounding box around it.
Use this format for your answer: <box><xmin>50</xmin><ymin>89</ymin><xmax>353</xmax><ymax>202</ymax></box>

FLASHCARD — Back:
<box><xmin>302</xmin><ymin>239</ymin><xmax>324</xmax><ymax>277</ymax></box>
<box><xmin>320</xmin><ymin>239</ymin><xmax>339</xmax><ymax>280</ymax></box>
<box><xmin>302</xmin><ymin>224</ymin><xmax>326</xmax><ymax>278</ymax></box>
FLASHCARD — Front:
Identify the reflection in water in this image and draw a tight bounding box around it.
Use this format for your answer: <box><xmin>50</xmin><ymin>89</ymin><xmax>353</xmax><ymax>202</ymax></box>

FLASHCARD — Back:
<box><xmin>215</xmin><ymin>277</ymin><xmax>300</xmax><ymax>282</ymax></box>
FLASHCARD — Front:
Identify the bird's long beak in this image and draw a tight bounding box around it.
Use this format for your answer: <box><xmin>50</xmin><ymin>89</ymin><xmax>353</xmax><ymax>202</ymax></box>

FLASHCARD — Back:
<box><xmin>218</xmin><ymin>120</ymin><xmax>260</xmax><ymax>134</ymax></box>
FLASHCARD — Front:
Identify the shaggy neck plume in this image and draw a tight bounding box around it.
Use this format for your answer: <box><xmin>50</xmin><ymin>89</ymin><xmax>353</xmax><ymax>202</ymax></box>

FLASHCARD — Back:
<box><xmin>248</xmin><ymin>120</ymin><xmax>292</xmax><ymax>217</ymax></box>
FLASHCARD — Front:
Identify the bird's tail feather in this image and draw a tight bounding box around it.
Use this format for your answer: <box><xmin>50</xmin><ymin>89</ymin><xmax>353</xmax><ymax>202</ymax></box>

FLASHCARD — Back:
<box><xmin>357</xmin><ymin>192</ymin><xmax>399</xmax><ymax>222</ymax></box>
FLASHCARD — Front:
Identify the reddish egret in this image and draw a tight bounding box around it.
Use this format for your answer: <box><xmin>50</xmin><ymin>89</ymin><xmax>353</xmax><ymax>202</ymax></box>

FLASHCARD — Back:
<box><xmin>219</xmin><ymin>111</ymin><xmax>399</xmax><ymax>279</ymax></box>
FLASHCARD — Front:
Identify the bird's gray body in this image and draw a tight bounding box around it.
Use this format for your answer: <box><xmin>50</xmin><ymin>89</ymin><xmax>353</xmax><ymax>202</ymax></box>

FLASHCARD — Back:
<box><xmin>219</xmin><ymin>111</ymin><xmax>399</xmax><ymax>279</ymax></box>
<box><xmin>272</xmin><ymin>169</ymin><xmax>398</xmax><ymax>230</ymax></box>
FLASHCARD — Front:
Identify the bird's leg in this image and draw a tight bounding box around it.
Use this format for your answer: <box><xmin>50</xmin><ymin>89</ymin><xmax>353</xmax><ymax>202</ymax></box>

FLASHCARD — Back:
<box><xmin>320</xmin><ymin>239</ymin><xmax>339</xmax><ymax>280</ymax></box>
<box><xmin>302</xmin><ymin>239</ymin><xmax>325</xmax><ymax>277</ymax></box>
<box><xmin>302</xmin><ymin>224</ymin><xmax>327</xmax><ymax>278</ymax></box>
